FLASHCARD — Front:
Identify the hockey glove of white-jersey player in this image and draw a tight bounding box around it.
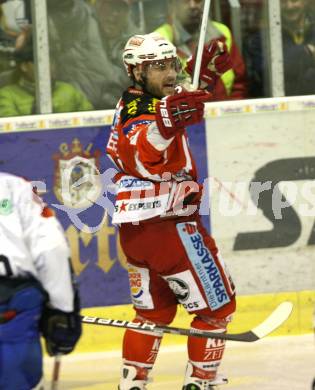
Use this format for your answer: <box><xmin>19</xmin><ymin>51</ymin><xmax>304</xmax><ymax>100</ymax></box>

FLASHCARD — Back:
<box><xmin>185</xmin><ymin>39</ymin><xmax>232</xmax><ymax>88</ymax></box>
<box><xmin>155</xmin><ymin>89</ymin><xmax>212</xmax><ymax>139</ymax></box>
<box><xmin>40</xmin><ymin>293</ymin><xmax>82</xmax><ymax>356</ymax></box>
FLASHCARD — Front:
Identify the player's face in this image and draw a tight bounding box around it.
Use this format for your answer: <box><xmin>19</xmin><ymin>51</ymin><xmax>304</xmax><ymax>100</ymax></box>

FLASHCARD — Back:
<box><xmin>281</xmin><ymin>0</ymin><xmax>306</xmax><ymax>25</ymax></box>
<box><xmin>146</xmin><ymin>59</ymin><xmax>180</xmax><ymax>98</ymax></box>
<box><xmin>136</xmin><ymin>58</ymin><xmax>180</xmax><ymax>98</ymax></box>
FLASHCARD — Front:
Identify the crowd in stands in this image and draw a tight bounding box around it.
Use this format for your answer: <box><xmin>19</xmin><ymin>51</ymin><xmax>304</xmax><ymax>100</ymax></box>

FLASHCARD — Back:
<box><xmin>0</xmin><ymin>34</ymin><xmax>93</xmax><ymax>116</ymax></box>
<box><xmin>244</xmin><ymin>0</ymin><xmax>315</xmax><ymax>97</ymax></box>
<box><xmin>155</xmin><ymin>0</ymin><xmax>247</xmax><ymax>100</ymax></box>
<box><xmin>0</xmin><ymin>0</ymin><xmax>314</xmax><ymax>117</ymax></box>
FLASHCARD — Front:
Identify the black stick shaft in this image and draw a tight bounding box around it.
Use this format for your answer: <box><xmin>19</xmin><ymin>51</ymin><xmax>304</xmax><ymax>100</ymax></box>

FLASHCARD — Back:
<box><xmin>81</xmin><ymin>315</ymin><xmax>257</xmax><ymax>342</ymax></box>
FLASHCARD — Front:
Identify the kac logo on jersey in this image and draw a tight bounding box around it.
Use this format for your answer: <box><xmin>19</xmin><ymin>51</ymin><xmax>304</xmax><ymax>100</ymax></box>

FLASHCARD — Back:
<box><xmin>53</xmin><ymin>138</ymin><xmax>102</xmax><ymax>208</ymax></box>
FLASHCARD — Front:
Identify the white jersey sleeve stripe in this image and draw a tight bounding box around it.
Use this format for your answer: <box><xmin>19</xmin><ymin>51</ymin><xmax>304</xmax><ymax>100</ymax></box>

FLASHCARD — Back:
<box><xmin>182</xmin><ymin>134</ymin><xmax>193</xmax><ymax>172</ymax></box>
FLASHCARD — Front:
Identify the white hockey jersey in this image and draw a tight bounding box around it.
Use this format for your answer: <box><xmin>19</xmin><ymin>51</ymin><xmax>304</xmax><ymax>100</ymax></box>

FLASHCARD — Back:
<box><xmin>0</xmin><ymin>173</ymin><xmax>74</xmax><ymax>312</ymax></box>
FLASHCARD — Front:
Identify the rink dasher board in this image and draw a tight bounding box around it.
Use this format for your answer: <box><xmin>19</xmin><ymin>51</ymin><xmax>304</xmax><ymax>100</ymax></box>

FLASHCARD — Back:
<box><xmin>0</xmin><ymin>95</ymin><xmax>315</xmax><ymax>133</ymax></box>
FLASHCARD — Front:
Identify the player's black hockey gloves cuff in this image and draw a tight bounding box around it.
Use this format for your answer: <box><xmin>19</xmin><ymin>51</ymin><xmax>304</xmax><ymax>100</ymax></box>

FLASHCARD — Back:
<box><xmin>40</xmin><ymin>307</ymin><xmax>82</xmax><ymax>356</ymax></box>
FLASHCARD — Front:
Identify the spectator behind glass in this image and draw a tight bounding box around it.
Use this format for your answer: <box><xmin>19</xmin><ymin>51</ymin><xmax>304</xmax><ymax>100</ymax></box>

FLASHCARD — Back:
<box><xmin>0</xmin><ymin>0</ymin><xmax>30</xmax><ymax>77</ymax></box>
<box><xmin>93</xmin><ymin>0</ymin><xmax>138</xmax><ymax>108</ymax></box>
<box><xmin>244</xmin><ymin>0</ymin><xmax>315</xmax><ymax>97</ymax></box>
<box><xmin>143</xmin><ymin>0</ymin><xmax>168</xmax><ymax>32</ymax></box>
<box><xmin>1</xmin><ymin>0</ymin><xmax>30</xmax><ymax>35</ymax></box>
<box><xmin>155</xmin><ymin>0</ymin><xmax>248</xmax><ymax>100</ymax></box>
<box><xmin>47</xmin><ymin>0</ymin><xmax>122</xmax><ymax>110</ymax></box>
<box><xmin>240</xmin><ymin>0</ymin><xmax>267</xmax><ymax>98</ymax></box>
<box><xmin>0</xmin><ymin>34</ymin><xmax>93</xmax><ymax>117</ymax></box>
<box><xmin>281</xmin><ymin>0</ymin><xmax>315</xmax><ymax>95</ymax></box>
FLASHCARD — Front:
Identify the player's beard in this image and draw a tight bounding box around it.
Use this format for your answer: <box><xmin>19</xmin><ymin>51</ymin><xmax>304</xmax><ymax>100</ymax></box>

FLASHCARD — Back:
<box><xmin>140</xmin><ymin>74</ymin><xmax>176</xmax><ymax>99</ymax></box>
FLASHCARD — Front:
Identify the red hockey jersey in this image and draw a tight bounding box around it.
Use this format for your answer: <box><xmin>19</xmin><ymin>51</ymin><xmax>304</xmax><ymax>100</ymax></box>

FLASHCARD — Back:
<box><xmin>106</xmin><ymin>88</ymin><xmax>201</xmax><ymax>223</ymax></box>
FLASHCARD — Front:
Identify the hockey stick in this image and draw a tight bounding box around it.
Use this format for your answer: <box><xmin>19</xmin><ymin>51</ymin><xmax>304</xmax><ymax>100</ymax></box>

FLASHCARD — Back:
<box><xmin>81</xmin><ymin>301</ymin><xmax>293</xmax><ymax>342</ymax></box>
<box><xmin>192</xmin><ymin>0</ymin><xmax>212</xmax><ymax>89</ymax></box>
<box><xmin>51</xmin><ymin>354</ymin><xmax>61</xmax><ymax>390</ymax></box>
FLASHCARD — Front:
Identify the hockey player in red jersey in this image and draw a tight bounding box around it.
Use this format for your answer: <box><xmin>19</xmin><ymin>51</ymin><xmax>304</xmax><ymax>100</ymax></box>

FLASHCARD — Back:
<box><xmin>106</xmin><ymin>33</ymin><xmax>236</xmax><ymax>390</ymax></box>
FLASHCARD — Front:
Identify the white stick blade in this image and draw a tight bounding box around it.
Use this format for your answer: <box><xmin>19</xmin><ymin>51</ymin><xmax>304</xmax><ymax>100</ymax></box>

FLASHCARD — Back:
<box><xmin>251</xmin><ymin>301</ymin><xmax>293</xmax><ymax>339</ymax></box>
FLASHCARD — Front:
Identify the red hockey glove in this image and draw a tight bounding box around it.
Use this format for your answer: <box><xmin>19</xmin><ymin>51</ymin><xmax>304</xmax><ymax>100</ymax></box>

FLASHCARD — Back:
<box><xmin>185</xmin><ymin>39</ymin><xmax>232</xmax><ymax>87</ymax></box>
<box><xmin>155</xmin><ymin>90</ymin><xmax>212</xmax><ymax>139</ymax></box>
